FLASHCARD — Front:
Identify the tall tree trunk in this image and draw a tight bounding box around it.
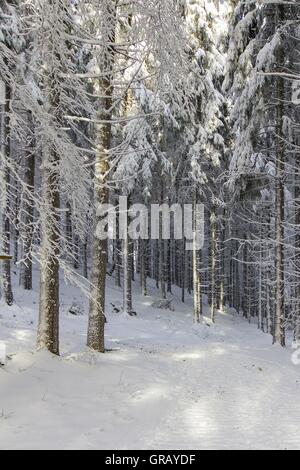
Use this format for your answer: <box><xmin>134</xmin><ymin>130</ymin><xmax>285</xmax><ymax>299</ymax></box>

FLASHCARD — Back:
<box><xmin>73</xmin><ymin>234</ymin><xmax>80</xmax><ymax>270</ymax></box>
<box><xmin>123</xmin><ymin>195</ymin><xmax>134</xmax><ymax>314</ymax></box>
<box><xmin>20</xmin><ymin>112</ymin><xmax>35</xmax><ymax>291</ymax></box>
<box><xmin>131</xmin><ymin>239</ymin><xmax>135</xmax><ymax>282</ymax></box>
<box><xmin>159</xmin><ymin>183</ymin><xmax>167</xmax><ymax>300</ymax></box>
<box><xmin>37</xmin><ymin>147</ymin><xmax>60</xmax><ymax>355</ymax></box>
<box><xmin>155</xmin><ymin>239</ymin><xmax>160</xmax><ymax>289</ymax></box>
<box><xmin>219</xmin><ymin>214</ymin><xmax>226</xmax><ymax>313</ymax></box>
<box><xmin>266</xmin><ymin>210</ymin><xmax>272</xmax><ymax>335</ymax></box>
<box><xmin>188</xmin><ymin>251</ymin><xmax>193</xmax><ymax>295</ymax></box>
<box><xmin>1</xmin><ymin>82</ymin><xmax>13</xmax><ymax>306</ymax></box>
<box><xmin>181</xmin><ymin>237</ymin><xmax>186</xmax><ymax>303</ymax></box>
<box><xmin>258</xmin><ymin>211</ymin><xmax>263</xmax><ymax>331</ymax></box>
<box><xmin>242</xmin><ymin>239</ymin><xmax>249</xmax><ymax>319</ymax></box>
<box><xmin>83</xmin><ymin>236</ymin><xmax>88</xmax><ymax>279</ymax></box>
<box><xmin>115</xmin><ymin>202</ymin><xmax>122</xmax><ymax>288</ymax></box>
<box><xmin>13</xmin><ymin>186</ymin><xmax>19</xmax><ymax>265</ymax></box>
<box><xmin>66</xmin><ymin>202</ymin><xmax>72</xmax><ymax>255</ymax></box>
<box><xmin>167</xmin><ymin>239</ymin><xmax>172</xmax><ymax>294</ymax></box>
<box><xmin>210</xmin><ymin>207</ymin><xmax>217</xmax><ymax>322</ymax></box>
<box><xmin>193</xmin><ymin>191</ymin><xmax>202</xmax><ymax>322</ymax></box>
<box><xmin>37</xmin><ymin>71</ymin><xmax>61</xmax><ymax>355</ymax></box>
<box><xmin>140</xmin><ymin>238</ymin><xmax>148</xmax><ymax>296</ymax></box>
<box><xmin>87</xmin><ymin>0</ymin><xmax>117</xmax><ymax>352</ymax></box>
<box><xmin>295</xmin><ymin>155</ymin><xmax>300</xmax><ymax>342</ymax></box>
<box><xmin>273</xmin><ymin>4</ymin><xmax>286</xmax><ymax>347</ymax></box>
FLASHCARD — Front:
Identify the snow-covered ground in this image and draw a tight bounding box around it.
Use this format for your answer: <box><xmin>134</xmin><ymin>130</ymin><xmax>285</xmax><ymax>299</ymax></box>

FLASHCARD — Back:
<box><xmin>0</xmin><ymin>270</ymin><xmax>300</xmax><ymax>450</ymax></box>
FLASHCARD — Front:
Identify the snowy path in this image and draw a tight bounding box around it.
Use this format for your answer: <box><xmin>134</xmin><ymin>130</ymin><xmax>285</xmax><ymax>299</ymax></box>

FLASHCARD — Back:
<box><xmin>147</xmin><ymin>341</ymin><xmax>300</xmax><ymax>450</ymax></box>
<box><xmin>0</xmin><ymin>276</ymin><xmax>300</xmax><ymax>450</ymax></box>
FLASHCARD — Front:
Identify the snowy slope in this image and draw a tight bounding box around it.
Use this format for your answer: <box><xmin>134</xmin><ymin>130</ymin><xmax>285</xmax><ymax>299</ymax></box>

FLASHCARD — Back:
<box><xmin>0</xmin><ymin>270</ymin><xmax>300</xmax><ymax>450</ymax></box>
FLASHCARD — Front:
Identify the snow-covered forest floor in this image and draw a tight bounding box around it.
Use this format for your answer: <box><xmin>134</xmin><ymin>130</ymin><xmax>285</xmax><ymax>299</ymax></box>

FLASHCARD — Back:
<box><xmin>0</xmin><ymin>270</ymin><xmax>300</xmax><ymax>450</ymax></box>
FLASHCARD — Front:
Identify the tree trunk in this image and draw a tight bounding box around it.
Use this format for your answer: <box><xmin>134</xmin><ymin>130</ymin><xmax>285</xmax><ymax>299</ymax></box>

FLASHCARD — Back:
<box><xmin>20</xmin><ymin>112</ymin><xmax>35</xmax><ymax>291</ymax></box>
<box><xmin>87</xmin><ymin>0</ymin><xmax>117</xmax><ymax>352</ymax></box>
<box><xmin>1</xmin><ymin>82</ymin><xmax>13</xmax><ymax>306</ymax></box>
<box><xmin>140</xmin><ymin>238</ymin><xmax>148</xmax><ymax>296</ymax></box>
<box><xmin>273</xmin><ymin>4</ymin><xmax>286</xmax><ymax>347</ymax></box>
<box><xmin>123</xmin><ymin>195</ymin><xmax>134</xmax><ymax>314</ymax></box>
<box><xmin>37</xmin><ymin>71</ymin><xmax>61</xmax><ymax>355</ymax></box>
<box><xmin>115</xmin><ymin>204</ymin><xmax>122</xmax><ymax>288</ymax></box>
<box><xmin>242</xmin><ymin>240</ymin><xmax>249</xmax><ymax>319</ymax></box>
<box><xmin>219</xmin><ymin>214</ymin><xmax>226</xmax><ymax>313</ymax></box>
<box><xmin>193</xmin><ymin>191</ymin><xmax>202</xmax><ymax>322</ymax></box>
<box><xmin>167</xmin><ymin>239</ymin><xmax>172</xmax><ymax>294</ymax></box>
<box><xmin>37</xmin><ymin>157</ymin><xmax>60</xmax><ymax>355</ymax></box>
<box><xmin>83</xmin><ymin>236</ymin><xmax>88</xmax><ymax>279</ymax></box>
<box><xmin>210</xmin><ymin>207</ymin><xmax>217</xmax><ymax>322</ymax></box>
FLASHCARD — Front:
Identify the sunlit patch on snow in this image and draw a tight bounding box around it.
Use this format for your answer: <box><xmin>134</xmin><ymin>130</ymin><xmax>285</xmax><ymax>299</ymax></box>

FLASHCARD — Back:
<box><xmin>132</xmin><ymin>387</ymin><xmax>168</xmax><ymax>403</ymax></box>
<box><xmin>142</xmin><ymin>301</ymin><xmax>153</xmax><ymax>307</ymax></box>
<box><xmin>12</xmin><ymin>329</ymin><xmax>32</xmax><ymax>342</ymax></box>
<box><xmin>214</xmin><ymin>348</ymin><xmax>226</xmax><ymax>356</ymax></box>
<box><xmin>172</xmin><ymin>351</ymin><xmax>205</xmax><ymax>361</ymax></box>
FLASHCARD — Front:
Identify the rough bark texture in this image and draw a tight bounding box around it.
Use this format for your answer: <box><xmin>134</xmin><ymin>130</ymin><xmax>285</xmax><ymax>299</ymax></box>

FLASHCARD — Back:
<box><xmin>123</xmin><ymin>195</ymin><xmax>134</xmax><ymax>314</ymax></box>
<box><xmin>37</xmin><ymin>146</ymin><xmax>60</xmax><ymax>355</ymax></box>
<box><xmin>115</xmin><ymin>201</ymin><xmax>122</xmax><ymax>288</ymax></box>
<box><xmin>20</xmin><ymin>112</ymin><xmax>35</xmax><ymax>291</ymax></box>
<box><xmin>1</xmin><ymin>82</ymin><xmax>13</xmax><ymax>306</ymax></box>
<box><xmin>193</xmin><ymin>192</ymin><xmax>202</xmax><ymax>322</ymax></box>
<box><xmin>87</xmin><ymin>0</ymin><xmax>117</xmax><ymax>352</ymax></box>
<box><xmin>140</xmin><ymin>238</ymin><xmax>148</xmax><ymax>296</ymax></box>
<box><xmin>210</xmin><ymin>208</ymin><xmax>217</xmax><ymax>322</ymax></box>
<box><xmin>273</xmin><ymin>4</ymin><xmax>286</xmax><ymax>347</ymax></box>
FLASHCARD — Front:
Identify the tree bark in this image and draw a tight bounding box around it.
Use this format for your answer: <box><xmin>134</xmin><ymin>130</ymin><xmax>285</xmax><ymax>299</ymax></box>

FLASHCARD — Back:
<box><xmin>193</xmin><ymin>191</ymin><xmax>202</xmax><ymax>322</ymax></box>
<box><xmin>273</xmin><ymin>4</ymin><xmax>286</xmax><ymax>347</ymax></box>
<box><xmin>123</xmin><ymin>195</ymin><xmax>134</xmax><ymax>314</ymax></box>
<box><xmin>87</xmin><ymin>0</ymin><xmax>117</xmax><ymax>352</ymax></box>
<box><xmin>1</xmin><ymin>82</ymin><xmax>13</xmax><ymax>306</ymax></box>
<box><xmin>37</xmin><ymin>70</ymin><xmax>61</xmax><ymax>355</ymax></box>
<box><xmin>210</xmin><ymin>207</ymin><xmax>217</xmax><ymax>322</ymax></box>
<box><xmin>20</xmin><ymin>112</ymin><xmax>35</xmax><ymax>291</ymax></box>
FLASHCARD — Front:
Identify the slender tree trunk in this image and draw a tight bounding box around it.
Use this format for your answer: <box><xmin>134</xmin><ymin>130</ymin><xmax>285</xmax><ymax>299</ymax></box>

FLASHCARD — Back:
<box><xmin>83</xmin><ymin>236</ymin><xmax>88</xmax><ymax>279</ymax></box>
<box><xmin>295</xmin><ymin>157</ymin><xmax>300</xmax><ymax>341</ymax></box>
<box><xmin>273</xmin><ymin>5</ymin><xmax>286</xmax><ymax>347</ymax></box>
<box><xmin>242</xmin><ymin>240</ymin><xmax>249</xmax><ymax>319</ymax></box>
<box><xmin>193</xmin><ymin>191</ymin><xmax>202</xmax><ymax>322</ymax></box>
<box><xmin>87</xmin><ymin>1</ymin><xmax>117</xmax><ymax>352</ymax></box>
<box><xmin>66</xmin><ymin>202</ymin><xmax>72</xmax><ymax>252</ymax></box>
<box><xmin>37</xmin><ymin>150</ymin><xmax>60</xmax><ymax>355</ymax></box>
<box><xmin>266</xmin><ymin>210</ymin><xmax>272</xmax><ymax>334</ymax></box>
<box><xmin>188</xmin><ymin>251</ymin><xmax>193</xmax><ymax>295</ymax></box>
<box><xmin>13</xmin><ymin>187</ymin><xmax>19</xmax><ymax>265</ymax></box>
<box><xmin>115</xmin><ymin>204</ymin><xmax>122</xmax><ymax>288</ymax></box>
<box><xmin>181</xmin><ymin>237</ymin><xmax>186</xmax><ymax>303</ymax></box>
<box><xmin>155</xmin><ymin>240</ymin><xmax>160</xmax><ymax>289</ymax></box>
<box><xmin>235</xmin><ymin>239</ymin><xmax>241</xmax><ymax>314</ymax></box>
<box><xmin>167</xmin><ymin>239</ymin><xmax>172</xmax><ymax>294</ymax></box>
<box><xmin>20</xmin><ymin>112</ymin><xmax>35</xmax><ymax>291</ymax></box>
<box><xmin>131</xmin><ymin>239</ymin><xmax>135</xmax><ymax>282</ymax></box>
<box><xmin>229</xmin><ymin>240</ymin><xmax>234</xmax><ymax>308</ymax></box>
<box><xmin>219</xmin><ymin>214</ymin><xmax>226</xmax><ymax>313</ymax></box>
<box><xmin>258</xmin><ymin>211</ymin><xmax>263</xmax><ymax>331</ymax></box>
<box><xmin>140</xmin><ymin>238</ymin><xmax>148</xmax><ymax>296</ymax></box>
<box><xmin>159</xmin><ymin>183</ymin><xmax>167</xmax><ymax>300</ymax></box>
<box><xmin>37</xmin><ymin>70</ymin><xmax>61</xmax><ymax>355</ymax></box>
<box><xmin>123</xmin><ymin>195</ymin><xmax>134</xmax><ymax>314</ymax></box>
<box><xmin>1</xmin><ymin>82</ymin><xmax>13</xmax><ymax>305</ymax></box>
<box><xmin>211</xmin><ymin>207</ymin><xmax>217</xmax><ymax>322</ymax></box>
